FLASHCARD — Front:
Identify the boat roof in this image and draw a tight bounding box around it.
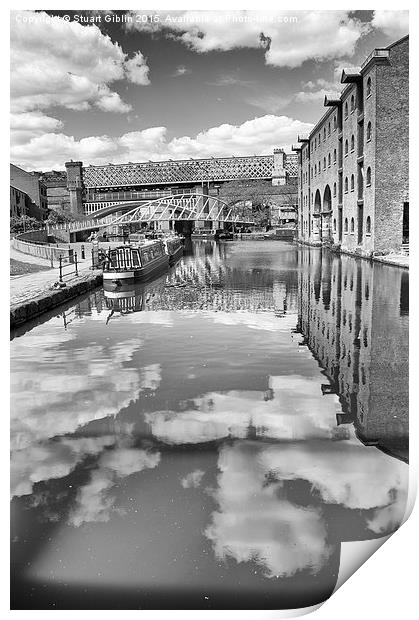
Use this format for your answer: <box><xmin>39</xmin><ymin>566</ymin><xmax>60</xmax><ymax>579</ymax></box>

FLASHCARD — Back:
<box><xmin>110</xmin><ymin>240</ymin><xmax>162</xmax><ymax>250</ymax></box>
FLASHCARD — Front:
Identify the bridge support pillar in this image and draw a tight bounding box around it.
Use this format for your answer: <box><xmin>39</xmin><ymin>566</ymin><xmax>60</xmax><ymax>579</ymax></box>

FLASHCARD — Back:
<box><xmin>156</xmin><ymin>220</ymin><xmax>170</xmax><ymax>231</ymax></box>
<box><xmin>65</xmin><ymin>161</ymin><xmax>84</xmax><ymax>216</ymax></box>
<box><xmin>272</xmin><ymin>148</ymin><xmax>287</xmax><ymax>186</ymax></box>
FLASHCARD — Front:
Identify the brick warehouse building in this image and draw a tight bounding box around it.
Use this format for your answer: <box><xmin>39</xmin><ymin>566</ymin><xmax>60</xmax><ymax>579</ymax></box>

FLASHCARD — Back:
<box><xmin>293</xmin><ymin>35</ymin><xmax>408</xmax><ymax>257</ymax></box>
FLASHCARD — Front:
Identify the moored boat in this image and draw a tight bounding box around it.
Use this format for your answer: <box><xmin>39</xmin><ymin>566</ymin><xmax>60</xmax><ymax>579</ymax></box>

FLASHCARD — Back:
<box><xmin>191</xmin><ymin>229</ymin><xmax>216</xmax><ymax>240</ymax></box>
<box><xmin>103</xmin><ymin>240</ymin><xmax>169</xmax><ymax>283</ymax></box>
<box><xmin>164</xmin><ymin>236</ymin><xmax>184</xmax><ymax>264</ymax></box>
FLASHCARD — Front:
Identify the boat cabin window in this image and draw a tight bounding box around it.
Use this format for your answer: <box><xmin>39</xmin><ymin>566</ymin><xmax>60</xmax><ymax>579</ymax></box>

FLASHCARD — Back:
<box><xmin>108</xmin><ymin>247</ymin><xmax>142</xmax><ymax>270</ymax></box>
<box><xmin>141</xmin><ymin>243</ymin><xmax>163</xmax><ymax>265</ymax></box>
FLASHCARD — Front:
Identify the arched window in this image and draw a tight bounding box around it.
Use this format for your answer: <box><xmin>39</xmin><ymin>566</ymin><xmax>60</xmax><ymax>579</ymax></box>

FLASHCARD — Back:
<box><xmin>350</xmin><ymin>174</ymin><xmax>355</xmax><ymax>191</ymax></box>
<box><xmin>314</xmin><ymin>137</ymin><xmax>316</xmax><ymax>149</ymax></box>
<box><xmin>344</xmin><ymin>102</ymin><xmax>348</xmax><ymax>118</ymax></box>
<box><xmin>351</xmin><ymin>217</ymin><xmax>355</xmax><ymax>233</ymax></box>
<box><xmin>366</xmin><ymin>216</ymin><xmax>371</xmax><ymax>234</ymax></box>
<box><xmin>351</xmin><ymin>135</ymin><xmax>355</xmax><ymax>151</ymax></box>
<box><xmin>314</xmin><ymin>164</ymin><xmax>317</xmax><ymax>176</ymax></box>
<box><xmin>333</xmin><ymin>149</ymin><xmax>337</xmax><ymax>163</ymax></box>
<box><xmin>333</xmin><ymin>115</ymin><xmax>337</xmax><ymax>129</ymax></box>
<box><xmin>366</xmin><ymin>121</ymin><xmax>372</xmax><ymax>141</ymax></box>
<box><xmin>351</xmin><ymin>94</ymin><xmax>355</xmax><ymax>111</ymax></box>
<box><xmin>323</xmin><ymin>157</ymin><xmax>326</xmax><ymax>170</ymax></box>
<box><xmin>344</xmin><ymin>218</ymin><xmax>348</xmax><ymax>232</ymax></box>
<box><xmin>333</xmin><ymin>182</ymin><xmax>337</xmax><ymax>197</ymax></box>
<box><xmin>333</xmin><ymin>218</ymin><xmax>337</xmax><ymax>232</ymax></box>
<box><xmin>323</xmin><ymin>127</ymin><xmax>326</xmax><ymax>141</ymax></box>
<box><xmin>319</xmin><ymin>133</ymin><xmax>321</xmax><ymax>144</ymax></box>
<box><xmin>345</xmin><ymin>140</ymin><xmax>348</xmax><ymax>155</ymax></box>
<box><xmin>344</xmin><ymin>177</ymin><xmax>348</xmax><ymax>193</ymax></box>
<box><xmin>366</xmin><ymin>167</ymin><xmax>372</xmax><ymax>186</ymax></box>
<box><xmin>328</xmin><ymin>122</ymin><xmax>331</xmax><ymax>136</ymax></box>
<box><xmin>328</xmin><ymin>153</ymin><xmax>331</xmax><ymax>167</ymax></box>
<box><xmin>366</xmin><ymin>77</ymin><xmax>372</xmax><ymax>97</ymax></box>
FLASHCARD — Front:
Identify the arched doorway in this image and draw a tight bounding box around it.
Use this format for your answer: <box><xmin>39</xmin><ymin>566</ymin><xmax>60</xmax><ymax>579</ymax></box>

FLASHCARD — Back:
<box><xmin>312</xmin><ymin>189</ymin><xmax>322</xmax><ymax>242</ymax></box>
<box><xmin>323</xmin><ymin>185</ymin><xmax>331</xmax><ymax>210</ymax></box>
<box><xmin>314</xmin><ymin>189</ymin><xmax>321</xmax><ymax>213</ymax></box>
<box><xmin>322</xmin><ymin>185</ymin><xmax>332</xmax><ymax>241</ymax></box>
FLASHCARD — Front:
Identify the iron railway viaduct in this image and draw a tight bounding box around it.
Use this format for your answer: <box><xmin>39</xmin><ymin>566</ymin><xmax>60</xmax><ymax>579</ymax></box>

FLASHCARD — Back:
<box><xmin>40</xmin><ymin>149</ymin><xmax>298</xmax><ymax>232</ymax></box>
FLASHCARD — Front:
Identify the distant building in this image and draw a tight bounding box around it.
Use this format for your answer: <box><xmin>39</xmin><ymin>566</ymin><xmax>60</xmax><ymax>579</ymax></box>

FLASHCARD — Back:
<box><xmin>10</xmin><ymin>186</ymin><xmax>29</xmax><ymax>218</ymax></box>
<box><xmin>294</xmin><ymin>35</ymin><xmax>408</xmax><ymax>256</ymax></box>
<box><xmin>37</xmin><ymin>170</ymin><xmax>71</xmax><ymax>213</ymax></box>
<box><xmin>10</xmin><ymin>164</ymin><xmax>49</xmax><ymax>220</ymax></box>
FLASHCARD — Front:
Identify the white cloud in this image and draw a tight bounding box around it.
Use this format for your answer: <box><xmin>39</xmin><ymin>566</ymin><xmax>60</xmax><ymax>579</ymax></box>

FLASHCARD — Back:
<box><xmin>259</xmin><ymin>442</ymin><xmax>408</xmax><ymax>512</ymax></box>
<box><xmin>11</xmin><ymin>114</ymin><xmax>313</xmax><ymax>170</ymax></box>
<box><xmin>125</xmin><ymin>51</ymin><xmax>150</xmax><ymax>85</ymax></box>
<box><xmin>10</xmin><ymin>329</ymin><xmax>160</xmax><ymax>456</ymax></box>
<box><xmin>96</xmin><ymin>90</ymin><xmax>132</xmax><ymax>113</ymax></box>
<box><xmin>126</xmin><ymin>10</ymin><xmax>370</xmax><ymax>69</ymax></box>
<box><xmin>172</xmin><ymin>65</ymin><xmax>191</xmax><ymax>77</ymax></box>
<box><xmin>11</xmin><ymin>435</ymin><xmax>115</xmax><ymax>498</ymax></box>
<box><xmin>180</xmin><ymin>469</ymin><xmax>205</xmax><ymax>488</ymax></box>
<box><xmin>295</xmin><ymin>89</ymin><xmax>332</xmax><ymax>103</ymax></box>
<box><xmin>372</xmin><ymin>11</ymin><xmax>409</xmax><ymax>39</ymax></box>
<box><xmin>205</xmin><ymin>440</ymin><xmax>408</xmax><ymax>578</ymax></box>
<box><xmin>10</xmin><ymin>10</ymin><xmax>150</xmax><ymax>142</ymax></box>
<box><xmin>69</xmin><ymin>446</ymin><xmax>160</xmax><ymax>526</ymax></box>
<box><xmin>10</xmin><ymin>111</ymin><xmax>64</xmax><ymax>146</ymax></box>
<box><xmin>205</xmin><ymin>443</ymin><xmax>332</xmax><ymax>578</ymax></box>
<box><xmin>145</xmin><ymin>379</ymin><xmax>340</xmax><ymax>446</ymax></box>
<box><xmin>11</xmin><ymin>11</ymin><xmax>132</xmax><ymax>113</ymax></box>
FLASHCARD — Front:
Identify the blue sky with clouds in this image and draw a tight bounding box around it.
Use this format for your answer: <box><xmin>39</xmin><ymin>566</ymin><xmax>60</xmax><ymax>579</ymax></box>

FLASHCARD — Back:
<box><xmin>10</xmin><ymin>9</ymin><xmax>408</xmax><ymax>170</ymax></box>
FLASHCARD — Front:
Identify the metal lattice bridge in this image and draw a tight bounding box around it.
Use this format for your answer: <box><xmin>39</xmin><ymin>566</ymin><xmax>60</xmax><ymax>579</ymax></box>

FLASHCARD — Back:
<box><xmin>103</xmin><ymin>193</ymin><xmax>252</xmax><ymax>226</ymax></box>
<box><xmin>54</xmin><ymin>193</ymin><xmax>254</xmax><ymax>234</ymax></box>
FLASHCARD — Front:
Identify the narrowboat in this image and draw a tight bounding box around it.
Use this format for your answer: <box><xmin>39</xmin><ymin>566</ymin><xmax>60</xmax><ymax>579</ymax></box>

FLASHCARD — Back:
<box><xmin>214</xmin><ymin>228</ymin><xmax>234</xmax><ymax>240</ymax></box>
<box><xmin>191</xmin><ymin>228</ymin><xmax>216</xmax><ymax>240</ymax></box>
<box><xmin>103</xmin><ymin>240</ymin><xmax>169</xmax><ymax>283</ymax></box>
<box><xmin>164</xmin><ymin>236</ymin><xmax>184</xmax><ymax>264</ymax></box>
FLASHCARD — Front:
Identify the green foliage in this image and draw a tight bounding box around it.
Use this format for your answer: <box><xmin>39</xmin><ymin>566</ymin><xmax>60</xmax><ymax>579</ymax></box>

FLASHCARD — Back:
<box><xmin>219</xmin><ymin>180</ymin><xmax>274</xmax><ymax>228</ymax></box>
<box><xmin>10</xmin><ymin>215</ymin><xmax>42</xmax><ymax>234</ymax></box>
<box><xmin>46</xmin><ymin>208</ymin><xmax>77</xmax><ymax>225</ymax></box>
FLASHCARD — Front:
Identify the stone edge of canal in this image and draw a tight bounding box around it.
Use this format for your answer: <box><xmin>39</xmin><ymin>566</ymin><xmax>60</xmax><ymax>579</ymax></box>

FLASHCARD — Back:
<box><xmin>10</xmin><ymin>272</ymin><xmax>103</xmax><ymax>329</ymax></box>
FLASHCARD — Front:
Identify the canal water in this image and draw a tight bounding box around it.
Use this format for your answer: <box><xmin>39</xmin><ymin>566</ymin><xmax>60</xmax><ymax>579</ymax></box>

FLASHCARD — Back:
<box><xmin>10</xmin><ymin>240</ymin><xmax>409</xmax><ymax>610</ymax></box>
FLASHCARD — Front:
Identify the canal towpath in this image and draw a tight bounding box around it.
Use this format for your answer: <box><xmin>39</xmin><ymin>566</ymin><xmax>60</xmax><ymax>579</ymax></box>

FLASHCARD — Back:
<box><xmin>10</xmin><ymin>241</ymin><xmax>122</xmax><ymax>306</ymax></box>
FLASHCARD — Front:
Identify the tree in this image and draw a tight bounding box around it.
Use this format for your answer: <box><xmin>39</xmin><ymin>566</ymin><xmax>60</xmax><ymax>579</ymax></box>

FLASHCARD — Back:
<box><xmin>46</xmin><ymin>208</ymin><xmax>77</xmax><ymax>226</ymax></box>
<box><xmin>219</xmin><ymin>180</ymin><xmax>275</xmax><ymax>229</ymax></box>
<box><xmin>10</xmin><ymin>215</ymin><xmax>42</xmax><ymax>234</ymax></box>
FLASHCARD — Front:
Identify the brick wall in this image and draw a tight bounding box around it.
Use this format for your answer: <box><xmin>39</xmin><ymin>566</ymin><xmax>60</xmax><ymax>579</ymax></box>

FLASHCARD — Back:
<box><xmin>341</xmin><ymin>84</ymin><xmax>359</xmax><ymax>252</ymax></box>
<box><xmin>374</xmin><ymin>37</ymin><xmax>409</xmax><ymax>252</ymax></box>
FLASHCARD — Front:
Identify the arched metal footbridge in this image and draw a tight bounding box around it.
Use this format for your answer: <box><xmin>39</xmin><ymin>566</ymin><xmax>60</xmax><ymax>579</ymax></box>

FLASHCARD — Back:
<box><xmin>51</xmin><ymin>193</ymin><xmax>254</xmax><ymax>234</ymax></box>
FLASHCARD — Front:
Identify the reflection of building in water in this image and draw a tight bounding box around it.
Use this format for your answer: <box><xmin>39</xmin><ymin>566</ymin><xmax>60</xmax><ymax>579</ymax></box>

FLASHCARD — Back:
<box><xmin>298</xmin><ymin>248</ymin><xmax>408</xmax><ymax>462</ymax></box>
<box><xmin>97</xmin><ymin>243</ymin><xmax>299</xmax><ymax>316</ymax></box>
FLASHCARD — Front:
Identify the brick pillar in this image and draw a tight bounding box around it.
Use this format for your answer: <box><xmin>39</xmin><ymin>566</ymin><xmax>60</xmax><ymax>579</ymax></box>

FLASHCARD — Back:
<box><xmin>312</xmin><ymin>214</ymin><xmax>321</xmax><ymax>243</ymax></box>
<box><xmin>272</xmin><ymin>148</ymin><xmax>286</xmax><ymax>186</ymax></box>
<box><xmin>65</xmin><ymin>161</ymin><xmax>84</xmax><ymax>216</ymax></box>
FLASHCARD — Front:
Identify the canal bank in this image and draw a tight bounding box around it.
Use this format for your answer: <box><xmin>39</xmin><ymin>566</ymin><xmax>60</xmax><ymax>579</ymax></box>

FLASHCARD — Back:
<box><xmin>296</xmin><ymin>239</ymin><xmax>409</xmax><ymax>269</ymax></box>
<box><xmin>10</xmin><ymin>271</ymin><xmax>103</xmax><ymax>328</ymax></box>
<box><xmin>9</xmin><ymin>239</ymin><xmax>125</xmax><ymax>327</ymax></box>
